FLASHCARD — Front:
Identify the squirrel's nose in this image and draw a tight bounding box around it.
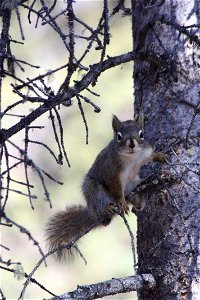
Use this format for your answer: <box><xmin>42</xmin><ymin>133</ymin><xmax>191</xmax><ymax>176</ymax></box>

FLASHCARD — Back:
<box><xmin>129</xmin><ymin>139</ymin><xmax>135</xmax><ymax>149</ymax></box>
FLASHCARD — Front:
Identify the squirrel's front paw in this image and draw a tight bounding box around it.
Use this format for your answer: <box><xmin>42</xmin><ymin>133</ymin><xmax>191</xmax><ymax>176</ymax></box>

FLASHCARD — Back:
<box><xmin>105</xmin><ymin>203</ymin><xmax>117</xmax><ymax>215</ymax></box>
<box><xmin>153</xmin><ymin>152</ymin><xmax>168</xmax><ymax>163</ymax></box>
<box><xmin>119</xmin><ymin>198</ymin><xmax>129</xmax><ymax>215</ymax></box>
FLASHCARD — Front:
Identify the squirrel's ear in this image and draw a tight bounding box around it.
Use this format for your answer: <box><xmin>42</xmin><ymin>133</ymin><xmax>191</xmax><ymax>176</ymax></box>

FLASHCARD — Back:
<box><xmin>134</xmin><ymin>112</ymin><xmax>144</xmax><ymax>130</ymax></box>
<box><xmin>112</xmin><ymin>115</ymin><xmax>121</xmax><ymax>132</ymax></box>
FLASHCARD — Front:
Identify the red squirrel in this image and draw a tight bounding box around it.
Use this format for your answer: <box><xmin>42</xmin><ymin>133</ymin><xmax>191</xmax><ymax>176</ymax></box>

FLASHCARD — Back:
<box><xmin>46</xmin><ymin>115</ymin><xmax>166</xmax><ymax>259</ymax></box>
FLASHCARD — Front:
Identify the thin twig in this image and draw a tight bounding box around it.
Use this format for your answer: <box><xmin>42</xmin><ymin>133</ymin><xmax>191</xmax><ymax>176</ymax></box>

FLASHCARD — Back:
<box><xmin>3</xmin><ymin>214</ymin><xmax>47</xmax><ymax>266</ymax></box>
<box><xmin>10</xmin><ymin>177</ymin><xmax>34</xmax><ymax>188</ymax></box>
<box><xmin>76</xmin><ymin>95</ymin><xmax>89</xmax><ymax>144</ymax></box>
<box><xmin>24</xmin><ymin>126</ymin><xmax>34</xmax><ymax>209</ymax></box>
<box><xmin>118</xmin><ymin>211</ymin><xmax>137</xmax><ymax>272</ymax></box>
<box><xmin>0</xmin><ymin>265</ymin><xmax>56</xmax><ymax>297</ymax></box>
<box><xmin>28</xmin><ymin>139</ymin><xmax>60</xmax><ymax>164</ymax></box>
<box><xmin>1</xmin><ymin>187</ymin><xmax>37</xmax><ymax>199</ymax></box>
<box><xmin>15</xmin><ymin>0</ymin><xmax>25</xmax><ymax>40</ymax></box>
<box><xmin>2</xmin><ymin>144</ymin><xmax>10</xmax><ymax>211</ymax></box>
<box><xmin>53</xmin><ymin>106</ymin><xmax>71</xmax><ymax>167</ymax></box>
<box><xmin>49</xmin><ymin>109</ymin><xmax>63</xmax><ymax>165</ymax></box>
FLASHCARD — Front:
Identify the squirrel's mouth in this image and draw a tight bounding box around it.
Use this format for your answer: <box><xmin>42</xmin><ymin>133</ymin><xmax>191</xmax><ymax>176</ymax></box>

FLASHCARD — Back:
<box><xmin>120</xmin><ymin>148</ymin><xmax>138</xmax><ymax>156</ymax></box>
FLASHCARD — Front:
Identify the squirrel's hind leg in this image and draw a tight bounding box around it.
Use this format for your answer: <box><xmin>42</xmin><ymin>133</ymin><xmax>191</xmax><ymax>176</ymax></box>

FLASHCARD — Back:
<box><xmin>83</xmin><ymin>176</ymin><xmax>116</xmax><ymax>226</ymax></box>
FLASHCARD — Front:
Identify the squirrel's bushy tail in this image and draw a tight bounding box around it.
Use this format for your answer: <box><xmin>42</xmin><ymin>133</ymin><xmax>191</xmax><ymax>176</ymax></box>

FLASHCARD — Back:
<box><xmin>45</xmin><ymin>205</ymin><xmax>98</xmax><ymax>259</ymax></box>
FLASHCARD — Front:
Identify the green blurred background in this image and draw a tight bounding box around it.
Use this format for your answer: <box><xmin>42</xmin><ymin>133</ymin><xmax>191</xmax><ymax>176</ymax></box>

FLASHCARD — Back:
<box><xmin>1</xmin><ymin>1</ymin><xmax>137</xmax><ymax>299</ymax></box>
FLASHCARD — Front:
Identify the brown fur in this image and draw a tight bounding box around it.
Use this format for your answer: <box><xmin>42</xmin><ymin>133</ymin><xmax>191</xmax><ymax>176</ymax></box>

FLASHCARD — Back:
<box><xmin>46</xmin><ymin>205</ymin><xmax>97</xmax><ymax>259</ymax></box>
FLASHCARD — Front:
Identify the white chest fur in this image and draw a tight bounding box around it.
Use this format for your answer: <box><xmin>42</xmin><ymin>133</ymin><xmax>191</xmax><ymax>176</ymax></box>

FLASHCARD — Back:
<box><xmin>120</xmin><ymin>147</ymin><xmax>153</xmax><ymax>196</ymax></box>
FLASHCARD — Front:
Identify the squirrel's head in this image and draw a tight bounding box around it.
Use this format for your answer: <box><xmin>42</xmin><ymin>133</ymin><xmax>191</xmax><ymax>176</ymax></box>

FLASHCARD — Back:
<box><xmin>112</xmin><ymin>115</ymin><xmax>151</xmax><ymax>155</ymax></box>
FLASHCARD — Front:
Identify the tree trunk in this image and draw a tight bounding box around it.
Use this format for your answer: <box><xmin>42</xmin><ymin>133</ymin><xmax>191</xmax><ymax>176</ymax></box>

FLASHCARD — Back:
<box><xmin>133</xmin><ymin>1</ymin><xmax>200</xmax><ymax>299</ymax></box>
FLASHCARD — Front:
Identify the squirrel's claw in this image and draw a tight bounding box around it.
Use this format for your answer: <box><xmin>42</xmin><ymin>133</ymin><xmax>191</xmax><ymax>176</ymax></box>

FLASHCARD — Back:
<box><xmin>105</xmin><ymin>203</ymin><xmax>117</xmax><ymax>215</ymax></box>
<box><xmin>119</xmin><ymin>199</ymin><xmax>129</xmax><ymax>215</ymax></box>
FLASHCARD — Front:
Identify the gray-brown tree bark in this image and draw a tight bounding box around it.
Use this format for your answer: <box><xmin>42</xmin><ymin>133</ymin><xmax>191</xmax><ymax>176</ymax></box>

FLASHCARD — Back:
<box><xmin>133</xmin><ymin>1</ymin><xmax>200</xmax><ymax>299</ymax></box>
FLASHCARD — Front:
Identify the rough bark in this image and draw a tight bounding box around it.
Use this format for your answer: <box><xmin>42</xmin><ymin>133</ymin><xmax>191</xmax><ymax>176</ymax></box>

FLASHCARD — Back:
<box><xmin>133</xmin><ymin>1</ymin><xmax>200</xmax><ymax>299</ymax></box>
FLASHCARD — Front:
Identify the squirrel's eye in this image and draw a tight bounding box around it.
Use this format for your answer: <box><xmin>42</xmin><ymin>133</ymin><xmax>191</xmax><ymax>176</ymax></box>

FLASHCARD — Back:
<box><xmin>117</xmin><ymin>132</ymin><xmax>122</xmax><ymax>142</ymax></box>
<box><xmin>139</xmin><ymin>130</ymin><xmax>144</xmax><ymax>139</ymax></box>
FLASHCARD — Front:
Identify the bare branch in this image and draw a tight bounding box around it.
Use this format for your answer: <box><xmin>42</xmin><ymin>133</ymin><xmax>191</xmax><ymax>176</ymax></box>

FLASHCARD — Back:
<box><xmin>0</xmin><ymin>50</ymin><xmax>137</xmax><ymax>145</ymax></box>
<box><xmin>49</xmin><ymin>274</ymin><xmax>155</xmax><ymax>300</ymax></box>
